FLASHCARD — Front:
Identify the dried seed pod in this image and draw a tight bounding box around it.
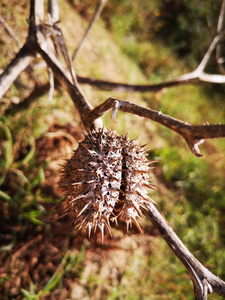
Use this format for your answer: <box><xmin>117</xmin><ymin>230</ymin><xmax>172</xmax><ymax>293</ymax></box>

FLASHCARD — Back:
<box><xmin>118</xmin><ymin>136</ymin><xmax>153</xmax><ymax>232</ymax></box>
<box><xmin>60</xmin><ymin>128</ymin><xmax>154</xmax><ymax>242</ymax></box>
<box><xmin>60</xmin><ymin>128</ymin><xmax>123</xmax><ymax>241</ymax></box>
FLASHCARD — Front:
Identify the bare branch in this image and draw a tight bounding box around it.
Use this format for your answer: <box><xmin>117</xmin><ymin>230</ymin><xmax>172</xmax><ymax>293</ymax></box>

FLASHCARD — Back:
<box><xmin>36</xmin><ymin>26</ymin><xmax>102</xmax><ymax>129</ymax></box>
<box><xmin>0</xmin><ymin>0</ymin><xmax>42</xmax><ymax>98</ymax></box>
<box><xmin>0</xmin><ymin>16</ymin><xmax>22</xmax><ymax>49</ymax></box>
<box><xmin>195</xmin><ymin>33</ymin><xmax>223</xmax><ymax>74</ymax></box>
<box><xmin>1</xmin><ymin>1</ymin><xmax>225</xmax><ymax>99</ymax></box>
<box><xmin>85</xmin><ymin>97</ymin><xmax>225</xmax><ymax>156</ymax></box>
<box><xmin>146</xmin><ymin>202</ymin><xmax>225</xmax><ymax>299</ymax></box>
<box><xmin>38</xmin><ymin>1</ymin><xmax>102</xmax><ymax>126</ymax></box>
<box><xmin>47</xmin><ymin>66</ymin><xmax>55</xmax><ymax>100</ymax></box>
<box><xmin>48</xmin><ymin>0</ymin><xmax>59</xmax><ymax>24</ymax></box>
<box><xmin>77</xmin><ymin>29</ymin><xmax>225</xmax><ymax>92</ymax></box>
<box><xmin>199</xmin><ymin>72</ymin><xmax>225</xmax><ymax>83</ymax></box>
<box><xmin>0</xmin><ymin>0</ymin><xmax>102</xmax><ymax>129</ymax></box>
<box><xmin>33</xmin><ymin>0</ymin><xmax>44</xmax><ymax>27</ymax></box>
<box><xmin>0</xmin><ymin>45</ymin><xmax>35</xmax><ymax>98</ymax></box>
<box><xmin>43</xmin><ymin>1</ymin><xmax>77</xmax><ymax>85</ymax></box>
<box><xmin>36</xmin><ymin>44</ymin><xmax>92</xmax><ymax>124</ymax></box>
<box><xmin>72</xmin><ymin>0</ymin><xmax>108</xmax><ymax>61</ymax></box>
<box><xmin>217</xmin><ymin>0</ymin><xmax>225</xmax><ymax>33</ymax></box>
<box><xmin>41</xmin><ymin>21</ymin><xmax>77</xmax><ymax>85</ymax></box>
<box><xmin>74</xmin><ymin>30</ymin><xmax>225</xmax><ymax>92</ymax></box>
<box><xmin>77</xmin><ymin>75</ymin><xmax>194</xmax><ymax>92</ymax></box>
<box><xmin>216</xmin><ymin>0</ymin><xmax>225</xmax><ymax>74</ymax></box>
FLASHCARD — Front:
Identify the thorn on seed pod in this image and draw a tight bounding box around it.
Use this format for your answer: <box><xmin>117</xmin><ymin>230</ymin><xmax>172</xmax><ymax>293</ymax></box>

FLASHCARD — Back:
<box><xmin>59</xmin><ymin>128</ymin><xmax>155</xmax><ymax>243</ymax></box>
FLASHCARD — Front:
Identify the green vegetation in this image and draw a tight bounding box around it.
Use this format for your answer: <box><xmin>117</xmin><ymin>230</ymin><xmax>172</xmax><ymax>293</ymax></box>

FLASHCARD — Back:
<box><xmin>21</xmin><ymin>248</ymin><xmax>85</xmax><ymax>299</ymax></box>
<box><xmin>0</xmin><ymin>0</ymin><xmax>225</xmax><ymax>299</ymax></box>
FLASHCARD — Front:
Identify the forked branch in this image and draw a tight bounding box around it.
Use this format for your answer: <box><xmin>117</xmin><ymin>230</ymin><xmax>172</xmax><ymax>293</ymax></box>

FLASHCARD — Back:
<box><xmin>85</xmin><ymin>97</ymin><xmax>225</xmax><ymax>157</ymax></box>
<box><xmin>77</xmin><ymin>29</ymin><xmax>225</xmax><ymax>92</ymax></box>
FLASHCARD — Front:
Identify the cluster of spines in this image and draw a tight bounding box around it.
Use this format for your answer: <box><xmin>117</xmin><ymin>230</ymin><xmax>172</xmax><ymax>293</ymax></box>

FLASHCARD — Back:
<box><xmin>119</xmin><ymin>136</ymin><xmax>153</xmax><ymax>233</ymax></box>
<box><xmin>60</xmin><ymin>128</ymin><xmax>154</xmax><ymax>242</ymax></box>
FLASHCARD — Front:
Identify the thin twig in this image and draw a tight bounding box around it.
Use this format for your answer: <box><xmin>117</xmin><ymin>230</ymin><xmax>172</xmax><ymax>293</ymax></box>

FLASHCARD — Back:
<box><xmin>216</xmin><ymin>0</ymin><xmax>225</xmax><ymax>74</ymax></box>
<box><xmin>72</xmin><ymin>0</ymin><xmax>108</xmax><ymax>61</ymax></box>
<box><xmin>36</xmin><ymin>44</ymin><xmax>92</xmax><ymax>121</ymax></box>
<box><xmin>46</xmin><ymin>0</ymin><xmax>59</xmax><ymax>98</ymax></box>
<box><xmin>39</xmin><ymin>0</ymin><xmax>102</xmax><ymax>126</ymax></box>
<box><xmin>77</xmin><ymin>75</ymin><xmax>194</xmax><ymax>92</ymax></box>
<box><xmin>217</xmin><ymin>0</ymin><xmax>225</xmax><ymax>33</ymax></box>
<box><xmin>85</xmin><ymin>97</ymin><xmax>225</xmax><ymax>156</ymax></box>
<box><xmin>42</xmin><ymin>21</ymin><xmax>77</xmax><ymax>86</ymax></box>
<box><xmin>195</xmin><ymin>33</ymin><xmax>224</xmax><ymax>74</ymax></box>
<box><xmin>47</xmin><ymin>66</ymin><xmax>55</xmax><ymax>100</ymax></box>
<box><xmin>76</xmin><ymin>24</ymin><xmax>225</xmax><ymax>92</ymax></box>
<box><xmin>0</xmin><ymin>16</ymin><xmax>22</xmax><ymax>49</ymax></box>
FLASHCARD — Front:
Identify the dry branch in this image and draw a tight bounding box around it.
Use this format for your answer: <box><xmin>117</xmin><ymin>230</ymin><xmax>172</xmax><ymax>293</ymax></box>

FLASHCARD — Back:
<box><xmin>0</xmin><ymin>45</ymin><xmax>35</xmax><ymax>99</ymax></box>
<box><xmin>77</xmin><ymin>75</ymin><xmax>194</xmax><ymax>92</ymax></box>
<box><xmin>72</xmin><ymin>0</ymin><xmax>108</xmax><ymax>61</ymax></box>
<box><xmin>1</xmin><ymin>3</ymin><xmax>225</xmax><ymax>96</ymax></box>
<box><xmin>75</xmin><ymin>22</ymin><xmax>225</xmax><ymax>90</ymax></box>
<box><xmin>0</xmin><ymin>16</ymin><xmax>22</xmax><ymax>49</ymax></box>
<box><xmin>48</xmin><ymin>0</ymin><xmax>59</xmax><ymax>24</ymax></box>
<box><xmin>146</xmin><ymin>203</ymin><xmax>225</xmax><ymax>299</ymax></box>
<box><xmin>78</xmin><ymin>29</ymin><xmax>225</xmax><ymax>92</ymax></box>
<box><xmin>85</xmin><ymin>97</ymin><xmax>225</xmax><ymax>157</ymax></box>
<box><xmin>34</xmin><ymin>0</ymin><xmax>102</xmax><ymax>129</ymax></box>
<box><xmin>216</xmin><ymin>0</ymin><xmax>225</xmax><ymax>74</ymax></box>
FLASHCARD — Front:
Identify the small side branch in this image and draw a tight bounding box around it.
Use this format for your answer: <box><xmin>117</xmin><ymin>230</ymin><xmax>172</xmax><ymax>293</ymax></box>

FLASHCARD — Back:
<box><xmin>0</xmin><ymin>16</ymin><xmax>22</xmax><ymax>48</ymax></box>
<box><xmin>72</xmin><ymin>0</ymin><xmax>108</xmax><ymax>61</ymax></box>
<box><xmin>146</xmin><ymin>202</ymin><xmax>225</xmax><ymax>299</ymax></box>
<box><xmin>36</xmin><ymin>44</ymin><xmax>93</xmax><ymax>124</ymax></box>
<box><xmin>85</xmin><ymin>97</ymin><xmax>225</xmax><ymax>156</ymax></box>
<box><xmin>216</xmin><ymin>0</ymin><xmax>225</xmax><ymax>74</ymax></box>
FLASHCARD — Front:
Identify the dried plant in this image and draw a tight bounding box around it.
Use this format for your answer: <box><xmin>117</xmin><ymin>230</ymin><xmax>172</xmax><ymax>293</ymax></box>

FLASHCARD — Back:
<box><xmin>1</xmin><ymin>0</ymin><xmax>225</xmax><ymax>299</ymax></box>
<box><xmin>60</xmin><ymin>128</ymin><xmax>154</xmax><ymax>243</ymax></box>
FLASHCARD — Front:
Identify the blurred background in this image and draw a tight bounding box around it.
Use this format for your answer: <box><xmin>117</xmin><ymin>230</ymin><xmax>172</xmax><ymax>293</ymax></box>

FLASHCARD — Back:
<box><xmin>0</xmin><ymin>0</ymin><xmax>225</xmax><ymax>299</ymax></box>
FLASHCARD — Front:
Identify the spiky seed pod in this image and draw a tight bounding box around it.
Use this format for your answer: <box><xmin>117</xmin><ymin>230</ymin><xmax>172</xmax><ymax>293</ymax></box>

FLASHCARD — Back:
<box><xmin>60</xmin><ymin>128</ymin><xmax>123</xmax><ymax>240</ymax></box>
<box><xmin>119</xmin><ymin>136</ymin><xmax>152</xmax><ymax>233</ymax></box>
<box><xmin>60</xmin><ymin>128</ymin><xmax>154</xmax><ymax>242</ymax></box>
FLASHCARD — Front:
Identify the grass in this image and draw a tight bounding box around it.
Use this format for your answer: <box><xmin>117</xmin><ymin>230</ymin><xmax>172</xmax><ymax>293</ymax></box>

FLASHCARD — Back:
<box><xmin>21</xmin><ymin>247</ymin><xmax>86</xmax><ymax>299</ymax></box>
<box><xmin>0</xmin><ymin>0</ymin><xmax>225</xmax><ymax>299</ymax></box>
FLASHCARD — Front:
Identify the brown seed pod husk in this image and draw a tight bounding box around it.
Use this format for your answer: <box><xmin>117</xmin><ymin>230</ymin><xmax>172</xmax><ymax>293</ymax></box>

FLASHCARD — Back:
<box><xmin>59</xmin><ymin>128</ymin><xmax>154</xmax><ymax>242</ymax></box>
